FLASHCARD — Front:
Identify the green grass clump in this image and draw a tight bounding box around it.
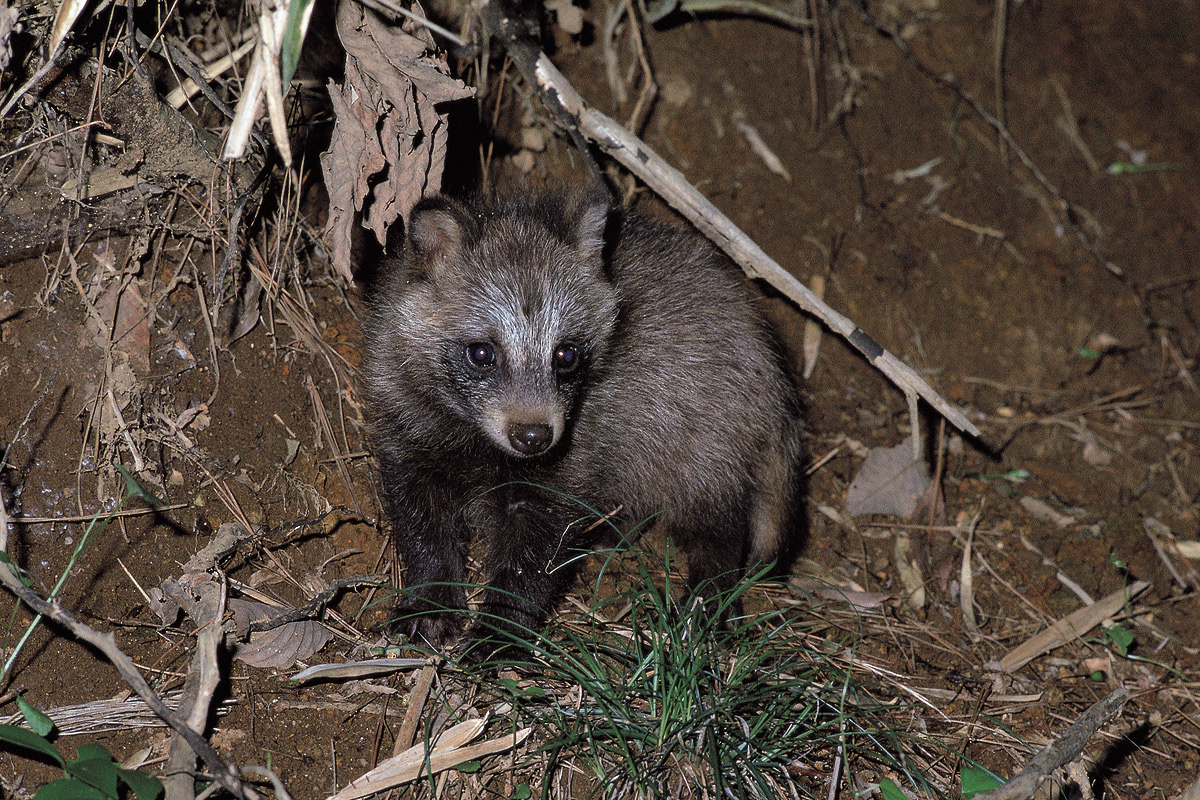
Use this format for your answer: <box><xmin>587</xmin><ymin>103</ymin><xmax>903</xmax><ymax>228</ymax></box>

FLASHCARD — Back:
<box><xmin>473</xmin><ymin>550</ymin><xmax>934</xmax><ymax>799</ymax></box>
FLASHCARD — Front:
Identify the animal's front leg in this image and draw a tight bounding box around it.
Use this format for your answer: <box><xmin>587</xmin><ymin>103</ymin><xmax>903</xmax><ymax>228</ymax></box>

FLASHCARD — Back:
<box><xmin>378</xmin><ymin>453</ymin><xmax>471</xmax><ymax>645</ymax></box>
<box><xmin>475</xmin><ymin>493</ymin><xmax>591</xmax><ymax>648</ymax></box>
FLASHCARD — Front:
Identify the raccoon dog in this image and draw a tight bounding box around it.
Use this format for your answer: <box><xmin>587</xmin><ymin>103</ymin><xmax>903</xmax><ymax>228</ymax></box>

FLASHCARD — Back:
<box><xmin>364</xmin><ymin>190</ymin><xmax>803</xmax><ymax>647</ymax></box>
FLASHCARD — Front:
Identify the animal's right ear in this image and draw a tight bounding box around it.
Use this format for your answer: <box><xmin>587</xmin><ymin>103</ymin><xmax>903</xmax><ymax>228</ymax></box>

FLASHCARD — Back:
<box><xmin>406</xmin><ymin>199</ymin><xmax>465</xmax><ymax>278</ymax></box>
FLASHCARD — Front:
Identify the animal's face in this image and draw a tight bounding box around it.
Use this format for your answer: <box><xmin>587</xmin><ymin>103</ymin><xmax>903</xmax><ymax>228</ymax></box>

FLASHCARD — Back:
<box><xmin>384</xmin><ymin>193</ymin><xmax>619</xmax><ymax>458</ymax></box>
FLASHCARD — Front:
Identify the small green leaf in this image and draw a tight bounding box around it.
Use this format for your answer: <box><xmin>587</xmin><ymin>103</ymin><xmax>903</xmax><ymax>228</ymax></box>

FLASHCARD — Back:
<box><xmin>1104</xmin><ymin>624</ymin><xmax>1135</xmax><ymax>657</ymax></box>
<box><xmin>0</xmin><ymin>551</ymin><xmax>34</xmax><ymax>586</ymax></box>
<box><xmin>979</xmin><ymin>468</ymin><xmax>1030</xmax><ymax>482</ymax></box>
<box><xmin>118</xmin><ymin>766</ymin><xmax>165</xmax><ymax>800</ymax></box>
<box><xmin>878</xmin><ymin>778</ymin><xmax>908</xmax><ymax>800</ymax></box>
<box><xmin>16</xmin><ymin>696</ymin><xmax>56</xmax><ymax>738</ymax></box>
<box><xmin>0</xmin><ymin>723</ymin><xmax>65</xmax><ymax>766</ymax></box>
<box><xmin>76</xmin><ymin>743</ymin><xmax>113</xmax><ymax>760</ymax></box>
<box><xmin>1106</xmin><ymin>161</ymin><xmax>1181</xmax><ymax>176</ymax></box>
<box><xmin>961</xmin><ymin>765</ymin><xmax>1005</xmax><ymax>798</ymax></box>
<box><xmin>510</xmin><ymin>784</ymin><xmax>532</xmax><ymax>799</ymax></box>
<box><xmin>114</xmin><ymin>464</ymin><xmax>164</xmax><ymax>506</ymax></box>
<box><xmin>454</xmin><ymin>759</ymin><xmax>482</xmax><ymax>773</ymax></box>
<box><xmin>67</xmin><ymin>749</ymin><xmax>120</xmax><ymax>796</ymax></box>
<box><xmin>34</xmin><ymin>777</ymin><xmax>111</xmax><ymax>800</ymax></box>
<box><xmin>1075</xmin><ymin>346</ymin><xmax>1101</xmax><ymax>359</ymax></box>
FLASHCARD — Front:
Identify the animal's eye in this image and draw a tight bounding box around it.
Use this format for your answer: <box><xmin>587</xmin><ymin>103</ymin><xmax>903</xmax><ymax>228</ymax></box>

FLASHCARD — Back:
<box><xmin>553</xmin><ymin>341</ymin><xmax>581</xmax><ymax>375</ymax></box>
<box><xmin>465</xmin><ymin>342</ymin><xmax>496</xmax><ymax>368</ymax></box>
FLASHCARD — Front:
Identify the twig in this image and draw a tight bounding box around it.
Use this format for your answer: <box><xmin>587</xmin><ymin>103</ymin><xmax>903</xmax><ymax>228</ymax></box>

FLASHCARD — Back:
<box><xmin>246</xmin><ymin>575</ymin><xmax>388</xmax><ymax>632</ymax></box>
<box><xmin>0</xmin><ymin>50</ymin><xmax>69</xmax><ymax>119</ymax></box>
<box><xmin>475</xmin><ymin>0</ymin><xmax>980</xmax><ymax>442</ymax></box>
<box><xmin>992</xmin><ymin>0</ymin><xmax>1008</xmax><ymax>162</ymax></box>
<box><xmin>934</xmin><ymin>210</ymin><xmax>1005</xmax><ymax>240</ymax></box>
<box><xmin>0</xmin><ymin>564</ymin><xmax>250</xmax><ymax>799</ymax></box>
<box><xmin>360</xmin><ymin>0</ymin><xmax>467</xmax><ymax>46</ymax></box>
<box><xmin>620</xmin><ymin>0</ymin><xmax>657</xmax><ymax>135</ymax></box>
<box><xmin>212</xmin><ymin>163</ymin><xmax>273</xmax><ymax>337</ymax></box>
<box><xmin>396</xmin><ymin>662</ymin><xmax>439</xmax><ymax>755</ymax></box>
<box><xmin>602</xmin><ymin>1</ymin><xmax>629</xmax><ymax>105</ymax></box>
<box><xmin>8</xmin><ymin>502</ymin><xmax>189</xmax><ymax>525</ymax></box>
<box><xmin>165</xmin><ymin>581</ymin><xmax>226</xmax><ymax>800</ymax></box>
<box><xmin>650</xmin><ymin>0</ymin><xmax>813</xmax><ymax>30</ymax></box>
<box><xmin>1050</xmin><ymin>78</ymin><xmax>1101</xmax><ymax>174</ymax></box>
<box><xmin>134</xmin><ymin>29</ymin><xmax>240</xmax><ymax>120</ymax></box>
<box><xmin>975</xmin><ymin>687</ymin><xmax>1131</xmax><ymax>800</ymax></box>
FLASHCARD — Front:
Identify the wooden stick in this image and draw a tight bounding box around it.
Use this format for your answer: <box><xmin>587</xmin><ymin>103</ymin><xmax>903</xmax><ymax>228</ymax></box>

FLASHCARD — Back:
<box><xmin>0</xmin><ymin>564</ymin><xmax>250</xmax><ymax>799</ymax></box>
<box><xmin>975</xmin><ymin>688</ymin><xmax>1130</xmax><ymax>800</ymax></box>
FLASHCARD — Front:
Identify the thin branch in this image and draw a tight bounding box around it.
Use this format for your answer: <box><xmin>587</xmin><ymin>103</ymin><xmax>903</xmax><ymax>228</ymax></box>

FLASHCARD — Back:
<box><xmin>246</xmin><ymin>575</ymin><xmax>388</xmax><ymax>633</ymax></box>
<box><xmin>975</xmin><ymin>687</ymin><xmax>1131</xmax><ymax>800</ymax></box>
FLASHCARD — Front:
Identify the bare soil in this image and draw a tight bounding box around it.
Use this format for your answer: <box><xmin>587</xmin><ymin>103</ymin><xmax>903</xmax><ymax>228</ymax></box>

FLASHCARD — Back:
<box><xmin>1</xmin><ymin>0</ymin><xmax>1198</xmax><ymax>797</ymax></box>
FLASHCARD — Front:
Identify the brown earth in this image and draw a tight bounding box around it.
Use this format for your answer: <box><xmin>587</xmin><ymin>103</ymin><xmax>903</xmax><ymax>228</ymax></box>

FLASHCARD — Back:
<box><xmin>1</xmin><ymin>0</ymin><xmax>1198</xmax><ymax>797</ymax></box>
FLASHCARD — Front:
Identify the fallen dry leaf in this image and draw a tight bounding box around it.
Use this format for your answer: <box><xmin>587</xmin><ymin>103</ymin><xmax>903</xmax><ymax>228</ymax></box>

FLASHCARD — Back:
<box><xmin>230</xmin><ymin>598</ymin><xmax>333</xmax><ymax>670</ymax></box>
<box><xmin>845</xmin><ymin>436</ymin><xmax>931</xmax><ymax>519</ymax></box>
<box><xmin>320</xmin><ymin>2</ymin><xmax>474</xmax><ymax>282</ymax></box>
<box><xmin>893</xmin><ymin>533</ymin><xmax>926</xmax><ymax>611</ymax></box>
<box><xmin>89</xmin><ymin>279</ymin><xmax>151</xmax><ymax>377</ymax></box>
<box><xmin>999</xmin><ymin>580</ymin><xmax>1150</xmax><ymax>673</ymax></box>
<box><xmin>328</xmin><ymin>718</ymin><xmax>531</xmax><ymax>800</ymax></box>
<box><xmin>1019</xmin><ymin>496</ymin><xmax>1077</xmax><ymax>528</ymax></box>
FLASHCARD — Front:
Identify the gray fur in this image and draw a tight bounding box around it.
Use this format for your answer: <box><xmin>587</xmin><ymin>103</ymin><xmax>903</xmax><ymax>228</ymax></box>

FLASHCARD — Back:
<box><xmin>364</xmin><ymin>190</ymin><xmax>804</xmax><ymax>646</ymax></box>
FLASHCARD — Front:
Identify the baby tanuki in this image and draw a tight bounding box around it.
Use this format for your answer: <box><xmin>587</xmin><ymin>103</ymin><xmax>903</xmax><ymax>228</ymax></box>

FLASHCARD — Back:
<box><xmin>363</xmin><ymin>190</ymin><xmax>804</xmax><ymax>648</ymax></box>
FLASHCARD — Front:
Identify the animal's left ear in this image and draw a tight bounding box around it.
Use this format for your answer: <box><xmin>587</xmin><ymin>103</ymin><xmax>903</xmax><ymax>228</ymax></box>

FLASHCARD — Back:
<box><xmin>572</xmin><ymin>193</ymin><xmax>611</xmax><ymax>262</ymax></box>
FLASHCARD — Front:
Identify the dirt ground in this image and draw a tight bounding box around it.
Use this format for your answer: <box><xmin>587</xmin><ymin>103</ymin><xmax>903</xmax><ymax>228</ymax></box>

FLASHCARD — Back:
<box><xmin>1</xmin><ymin>0</ymin><xmax>1198</xmax><ymax>797</ymax></box>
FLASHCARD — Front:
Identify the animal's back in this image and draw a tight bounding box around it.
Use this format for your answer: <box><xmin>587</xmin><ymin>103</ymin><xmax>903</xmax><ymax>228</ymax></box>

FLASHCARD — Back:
<box><xmin>568</xmin><ymin>212</ymin><xmax>803</xmax><ymax>564</ymax></box>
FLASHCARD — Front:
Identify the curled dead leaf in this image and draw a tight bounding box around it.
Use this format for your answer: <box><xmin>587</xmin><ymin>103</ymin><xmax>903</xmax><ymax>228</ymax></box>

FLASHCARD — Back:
<box><xmin>230</xmin><ymin>598</ymin><xmax>332</xmax><ymax>670</ymax></box>
<box><xmin>320</xmin><ymin>2</ymin><xmax>474</xmax><ymax>282</ymax></box>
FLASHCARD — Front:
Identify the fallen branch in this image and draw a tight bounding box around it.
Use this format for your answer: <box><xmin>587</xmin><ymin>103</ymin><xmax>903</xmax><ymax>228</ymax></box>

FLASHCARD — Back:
<box><xmin>975</xmin><ymin>687</ymin><xmax>1131</xmax><ymax>800</ymax></box>
<box><xmin>0</xmin><ymin>563</ymin><xmax>250</xmax><ymax>800</ymax></box>
<box><xmin>164</xmin><ymin>606</ymin><xmax>225</xmax><ymax>800</ymax></box>
<box><xmin>476</xmin><ymin>0</ymin><xmax>980</xmax><ymax>443</ymax></box>
<box><xmin>246</xmin><ymin>574</ymin><xmax>388</xmax><ymax>633</ymax></box>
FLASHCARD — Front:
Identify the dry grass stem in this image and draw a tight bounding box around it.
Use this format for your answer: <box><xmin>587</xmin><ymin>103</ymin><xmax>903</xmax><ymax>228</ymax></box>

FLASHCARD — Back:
<box><xmin>999</xmin><ymin>581</ymin><xmax>1150</xmax><ymax>673</ymax></box>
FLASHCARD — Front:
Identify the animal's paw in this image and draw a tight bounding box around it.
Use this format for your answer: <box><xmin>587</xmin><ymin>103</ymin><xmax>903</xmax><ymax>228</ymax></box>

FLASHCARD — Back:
<box><xmin>377</xmin><ymin>590</ymin><xmax>469</xmax><ymax>650</ymax></box>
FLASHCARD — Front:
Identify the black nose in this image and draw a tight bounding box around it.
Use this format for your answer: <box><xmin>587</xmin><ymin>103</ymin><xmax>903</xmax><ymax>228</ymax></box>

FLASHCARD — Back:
<box><xmin>508</xmin><ymin>423</ymin><xmax>554</xmax><ymax>455</ymax></box>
